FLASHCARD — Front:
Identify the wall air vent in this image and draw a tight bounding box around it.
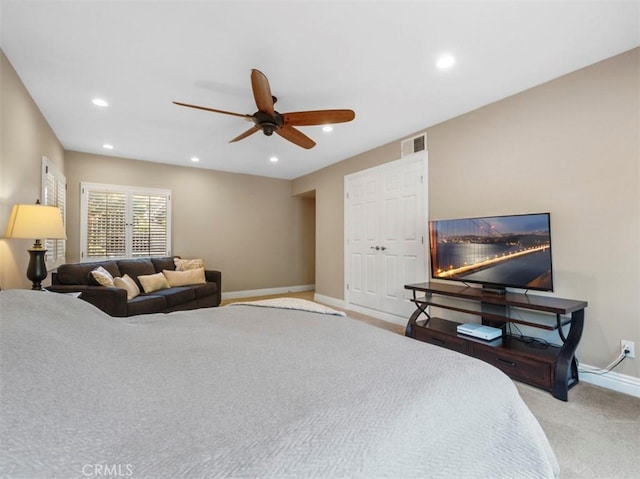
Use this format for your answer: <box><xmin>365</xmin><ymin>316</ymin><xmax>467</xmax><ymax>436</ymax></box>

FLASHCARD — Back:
<box><xmin>401</xmin><ymin>133</ymin><xmax>427</xmax><ymax>157</ymax></box>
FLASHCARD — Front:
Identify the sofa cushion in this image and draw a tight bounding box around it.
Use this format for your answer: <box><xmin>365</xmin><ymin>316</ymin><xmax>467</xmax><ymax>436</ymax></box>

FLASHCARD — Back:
<box><xmin>138</xmin><ymin>272</ymin><xmax>170</xmax><ymax>293</ymax></box>
<box><xmin>57</xmin><ymin>261</ymin><xmax>121</xmax><ymax>286</ymax></box>
<box><xmin>113</xmin><ymin>274</ymin><xmax>140</xmax><ymax>300</ymax></box>
<box><xmin>190</xmin><ymin>281</ymin><xmax>218</xmax><ymax>300</ymax></box>
<box><xmin>150</xmin><ymin>287</ymin><xmax>196</xmax><ymax>308</ymax></box>
<box><xmin>117</xmin><ymin>258</ymin><xmax>156</xmax><ymax>289</ymax></box>
<box><xmin>175</xmin><ymin>258</ymin><xmax>205</xmax><ymax>271</ymax></box>
<box><xmin>163</xmin><ymin>268</ymin><xmax>206</xmax><ymax>287</ymax></box>
<box><xmin>151</xmin><ymin>256</ymin><xmax>178</xmax><ymax>273</ymax></box>
<box><xmin>90</xmin><ymin>266</ymin><xmax>115</xmax><ymax>287</ymax></box>
<box><xmin>126</xmin><ymin>295</ymin><xmax>167</xmax><ymax>315</ymax></box>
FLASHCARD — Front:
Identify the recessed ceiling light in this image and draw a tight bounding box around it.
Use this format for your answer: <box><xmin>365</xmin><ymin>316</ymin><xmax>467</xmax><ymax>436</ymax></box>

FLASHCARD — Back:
<box><xmin>92</xmin><ymin>98</ymin><xmax>109</xmax><ymax>107</ymax></box>
<box><xmin>269</xmin><ymin>156</ymin><xmax>278</xmax><ymax>163</ymax></box>
<box><xmin>322</xmin><ymin>125</ymin><xmax>333</xmax><ymax>133</ymax></box>
<box><xmin>191</xmin><ymin>157</ymin><xmax>200</xmax><ymax>163</ymax></box>
<box><xmin>436</xmin><ymin>54</ymin><xmax>456</xmax><ymax>69</ymax></box>
<box><xmin>102</xmin><ymin>144</ymin><xmax>114</xmax><ymax>150</ymax></box>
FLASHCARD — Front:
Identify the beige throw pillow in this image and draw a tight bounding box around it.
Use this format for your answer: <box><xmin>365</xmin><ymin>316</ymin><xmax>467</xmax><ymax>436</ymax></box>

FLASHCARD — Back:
<box><xmin>113</xmin><ymin>274</ymin><xmax>140</xmax><ymax>300</ymax></box>
<box><xmin>174</xmin><ymin>258</ymin><xmax>205</xmax><ymax>271</ymax></box>
<box><xmin>163</xmin><ymin>267</ymin><xmax>206</xmax><ymax>287</ymax></box>
<box><xmin>138</xmin><ymin>272</ymin><xmax>170</xmax><ymax>293</ymax></box>
<box><xmin>91</xmin><ymin>266</ymin><xmax>115</xmax><ymax>287</ymax></box>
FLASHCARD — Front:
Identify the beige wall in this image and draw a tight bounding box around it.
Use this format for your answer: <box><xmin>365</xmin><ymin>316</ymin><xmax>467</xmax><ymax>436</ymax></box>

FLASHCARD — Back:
<box><xmin>64</xmin><ymin>151</ymin><xmax>315</xmax><ymax>293</ymax></box>
<box><xmin>0</xmin><ymin>49</ymin><xmax>65</xmax><ymax>289</ymax></box>
<box><xmin>293</xmin><ymin>48</ymin><xmax>639</xmax><ymax>378</ymax></box>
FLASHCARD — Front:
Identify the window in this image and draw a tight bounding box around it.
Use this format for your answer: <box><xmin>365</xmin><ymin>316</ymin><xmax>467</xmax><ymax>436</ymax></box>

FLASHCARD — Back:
<box><xmin>41</xmin><ymin>156</ymin><xmax>66</xmax><ymax>269</ymax></box>
<box><xmin>80</xmin><ymin>182</ymin><xmax>171</xmax><ymax>261</ymax></box>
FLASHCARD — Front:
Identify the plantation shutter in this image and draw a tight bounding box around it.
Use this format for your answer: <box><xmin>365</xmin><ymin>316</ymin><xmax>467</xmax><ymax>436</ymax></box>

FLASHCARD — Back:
<box><xmin>81</xmin><ymin>183</ymin><xmax>171</xmax><ymax>261</ymax></box>
<box><xmin>86</xmin><ymin>191</ymin><xmax>127</xmax><ymax>258</ymax></box>
<box><xmin>132</xmin><ymin>194</ymin><xmax>168</xmax><ymax>257</ymax></box>
<box><xmin>41</xmin><ymin>157</ymin><xmax>66</xmax><ymax>268</ymax></box>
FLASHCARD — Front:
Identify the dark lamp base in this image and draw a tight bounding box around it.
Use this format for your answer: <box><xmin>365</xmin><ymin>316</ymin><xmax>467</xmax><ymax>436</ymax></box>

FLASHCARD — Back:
<box><xmin>26</xmin><ymin>248</ymin><xmax>48</xmax><ymax>291</ymax></box>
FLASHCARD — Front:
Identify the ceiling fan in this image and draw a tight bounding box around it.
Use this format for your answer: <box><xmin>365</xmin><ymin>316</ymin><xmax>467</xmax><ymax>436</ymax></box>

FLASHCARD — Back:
<box><xmin>174</xmin><ymin>69</ymin><xmax>355</xmax><ymax>149</ymax></box>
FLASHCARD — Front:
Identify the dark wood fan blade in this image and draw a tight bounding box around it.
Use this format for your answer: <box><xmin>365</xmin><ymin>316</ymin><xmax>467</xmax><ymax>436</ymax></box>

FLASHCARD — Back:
<box><xmin>229</xmin><ymin>126</ymin><xmax>261</xmax><ymax>143</ymax></box>
<box><xmin>250</xmin><ymin>69</ymin><xmax>275</xmax><ymax>116</ymax></box>
<box><xmin>276</xmin><ymin>125</ymin><xmax>316</xmax><ymax>149</ymax></box>
<box><xmin>173</xmin><ymin>101</ymin><xmax>253</xmax><ymax>120</ymax></box>
<box><xmin>282</xmin><ymin>109</ymin><xmax>355</xmax><ymax>126</ymax></box>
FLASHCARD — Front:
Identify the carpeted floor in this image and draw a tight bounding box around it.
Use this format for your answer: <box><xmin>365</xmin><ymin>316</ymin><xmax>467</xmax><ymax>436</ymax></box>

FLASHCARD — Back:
<box><xmin>516</xmin><ymin>381</ymin><xmax>640</xmax><ymax>478</ymax></box>
<box><xmin>223</xmin><ymin>292</ymin><xmax>640</xmax><ymax>478</ymax></box>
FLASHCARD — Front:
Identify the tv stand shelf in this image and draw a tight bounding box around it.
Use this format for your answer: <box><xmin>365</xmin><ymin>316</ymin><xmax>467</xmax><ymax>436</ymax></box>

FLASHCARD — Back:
<box><xmin>404</xmin><ymin>282</ymin><xmax>587</xmax><ymax>401</ymax></box>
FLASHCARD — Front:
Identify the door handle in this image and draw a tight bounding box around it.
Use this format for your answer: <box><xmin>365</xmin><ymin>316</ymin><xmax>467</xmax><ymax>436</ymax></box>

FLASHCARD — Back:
<box><xmin>370</xmin><ymin>246</ymin><xmax>380</xmax><ymax>250</ymax></box>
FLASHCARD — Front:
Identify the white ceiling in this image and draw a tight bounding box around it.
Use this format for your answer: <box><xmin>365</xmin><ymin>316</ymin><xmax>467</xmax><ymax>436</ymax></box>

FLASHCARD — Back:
<box><xmin>1</xmin><ymin>1</ymin><xmax>638</xmax><ymax>180</ymax></box>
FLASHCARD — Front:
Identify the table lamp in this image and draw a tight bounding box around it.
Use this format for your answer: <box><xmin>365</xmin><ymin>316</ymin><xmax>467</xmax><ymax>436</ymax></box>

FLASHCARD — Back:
<box><xmin>3</xmin><ymin>200</ymin><xmax>66</xmax><ymax>290</ymax></box>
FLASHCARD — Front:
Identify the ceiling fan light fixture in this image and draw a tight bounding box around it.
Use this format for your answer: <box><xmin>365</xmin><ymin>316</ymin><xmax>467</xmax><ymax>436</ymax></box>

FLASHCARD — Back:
<box><xmin>261</xmin><ymin>124</ymin><xmax>277</xmax><ymax>136</ymax></box>
<box><xmin>269</xmin><ymin>156</ymin><xmax>278</xmax><ymax>163</ymax></box>
<box><xmin>191</xmin><ymin>157</ymin><xmax>200</xmax><ymax>163</ymax></box>
<box><xmin>322</xmin><ymin>125</ymin><xmax>333</xmax><ymax>133</ymax></box>
<box><xmin>102</xmin><ymin>144</ymin><xmax>114</xmax><ymax>150</ymax></box>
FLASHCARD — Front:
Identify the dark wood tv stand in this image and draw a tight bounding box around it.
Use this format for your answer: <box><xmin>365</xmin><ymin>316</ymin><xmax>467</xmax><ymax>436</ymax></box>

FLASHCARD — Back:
<box><xmin>404</xmin><ymin>282</ymin><xmax>587</xmax><ymax>401</ymax></box>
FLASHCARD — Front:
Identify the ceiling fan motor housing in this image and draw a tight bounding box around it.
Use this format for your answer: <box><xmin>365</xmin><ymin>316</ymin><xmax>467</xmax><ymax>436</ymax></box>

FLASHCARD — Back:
<box><xmin>254</xmin><ymin>111</ymin><xmax>283</xmax><ymax>136</ymax></box>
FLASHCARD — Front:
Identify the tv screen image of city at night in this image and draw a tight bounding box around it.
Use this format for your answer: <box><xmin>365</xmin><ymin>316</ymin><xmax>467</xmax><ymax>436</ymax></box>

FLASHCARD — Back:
<box><xmin>429</xmin><ymin>213</ymin><xmax>553</xmax><ymax>291</ymax></box>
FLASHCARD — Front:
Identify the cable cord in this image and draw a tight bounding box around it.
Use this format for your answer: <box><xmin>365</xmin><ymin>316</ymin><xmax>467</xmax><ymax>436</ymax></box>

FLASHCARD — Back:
<box><xmin>577</xmin><ymin>352</ymin><xmax>627</xmax><ymax>375</ymax></box>
<box><xmin>507</xmin><ymin>323</ymin><xmax>561</xmax><ymax>349</ymax></box>
<box><xmin>508</xmin><ymin>320</ymin><xmax>630</xmax><ymax>375</ymax></box>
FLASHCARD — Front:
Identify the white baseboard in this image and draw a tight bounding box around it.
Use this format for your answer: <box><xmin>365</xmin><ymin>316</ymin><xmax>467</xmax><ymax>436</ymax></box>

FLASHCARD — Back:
<box><xmin>346</xmin><ymin>303</ymin><xmax>408</xmax><ymax>326</ymax></box>
<box><xmin>222</xmin><ymin>284</ymin><xmax>314</xmax><ymax>300</ymax></box>
<box><xmin>313</xmin><ymin>294</ymin><xmax>640</xmax><ymax>399</ymax></box>
<box><xmin>313</xmin><ymin>293</ymin><xmax>345</xmax><ymax>310</ymax></box>
<box><xmin>578</xmin><ymin>364</ymin><xmax>640</xmax><ymax>398</ymax></box>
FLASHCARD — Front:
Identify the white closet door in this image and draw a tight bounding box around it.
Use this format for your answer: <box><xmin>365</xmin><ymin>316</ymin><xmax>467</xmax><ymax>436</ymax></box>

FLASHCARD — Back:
<box><xmin>378</xmin><ymin>158</ymin><xmax>424</xmax><ymax>316</ymax></box>
<box><xmin>346</xmin><ymin>172</ymin><xmax>381</xmax><ymax>309</ymax></box>
<box><xmin>345</xmin><ymin>153</ymin><xmax>427</xmax><ymax>319</ymax></box>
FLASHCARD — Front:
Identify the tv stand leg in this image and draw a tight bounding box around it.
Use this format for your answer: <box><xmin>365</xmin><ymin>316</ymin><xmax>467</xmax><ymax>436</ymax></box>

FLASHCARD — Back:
<box><xmin>552</xmin><ymin>309</ymin><xmax>584</xmax><ymax>401</ymax></box>
<box><xmin>405</xmin><ymin>292</ymin><xmax>430</xmax><ymax>337</ymax></box>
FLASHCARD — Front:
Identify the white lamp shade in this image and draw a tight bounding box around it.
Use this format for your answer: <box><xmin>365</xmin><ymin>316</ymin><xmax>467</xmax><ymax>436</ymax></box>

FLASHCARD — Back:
<box><xmin>3</xmin><ymin>204</ymin><xmax>66</xmax><ymax>240</ymax></box>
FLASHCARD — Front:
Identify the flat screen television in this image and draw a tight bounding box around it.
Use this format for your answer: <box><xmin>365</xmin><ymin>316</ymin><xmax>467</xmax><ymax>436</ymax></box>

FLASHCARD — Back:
<box><xmin>429</xmin><ymin>212</ymin><xmax>553</xmax><ymax>293</ymax></box>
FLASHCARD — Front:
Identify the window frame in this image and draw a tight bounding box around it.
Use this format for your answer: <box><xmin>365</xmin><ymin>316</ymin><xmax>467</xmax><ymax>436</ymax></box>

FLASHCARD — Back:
<box><xmin>41</xmin><ymin>156</ymin><xmax>66</xmax><ymax>269</ymax></box>
<box><xmin>80</xmin><ymin>182</ymin><xmax>172</xmax><ymax>262</ymax></box>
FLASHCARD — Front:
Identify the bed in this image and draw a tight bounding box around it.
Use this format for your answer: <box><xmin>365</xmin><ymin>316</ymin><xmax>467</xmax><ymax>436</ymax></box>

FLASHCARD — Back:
<box><xmin>0</xmin><ymin>290</ymin><xmax>559</xmax><ymax>478</ymax></box>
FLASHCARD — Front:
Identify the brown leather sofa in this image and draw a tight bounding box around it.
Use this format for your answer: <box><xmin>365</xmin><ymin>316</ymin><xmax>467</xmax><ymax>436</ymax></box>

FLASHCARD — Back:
<box><xmin>47</xmin><ymin>256</ymin><xmax>221</xmax><ymax>317</ymax></box>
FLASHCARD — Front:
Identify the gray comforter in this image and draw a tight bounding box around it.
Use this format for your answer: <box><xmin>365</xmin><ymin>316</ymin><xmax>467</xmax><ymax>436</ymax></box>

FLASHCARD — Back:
<box><xmin>0</xmin><ymin>290</ymin><xmax>559</xmax><ymax>478</ymax></box>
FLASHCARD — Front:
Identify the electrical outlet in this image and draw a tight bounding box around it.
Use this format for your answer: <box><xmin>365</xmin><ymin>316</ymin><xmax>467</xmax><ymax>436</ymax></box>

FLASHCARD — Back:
<box><xmin>621</xmin><ymin>340</ymin><xmax>635</xmax><ymax>359</ymax></box>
